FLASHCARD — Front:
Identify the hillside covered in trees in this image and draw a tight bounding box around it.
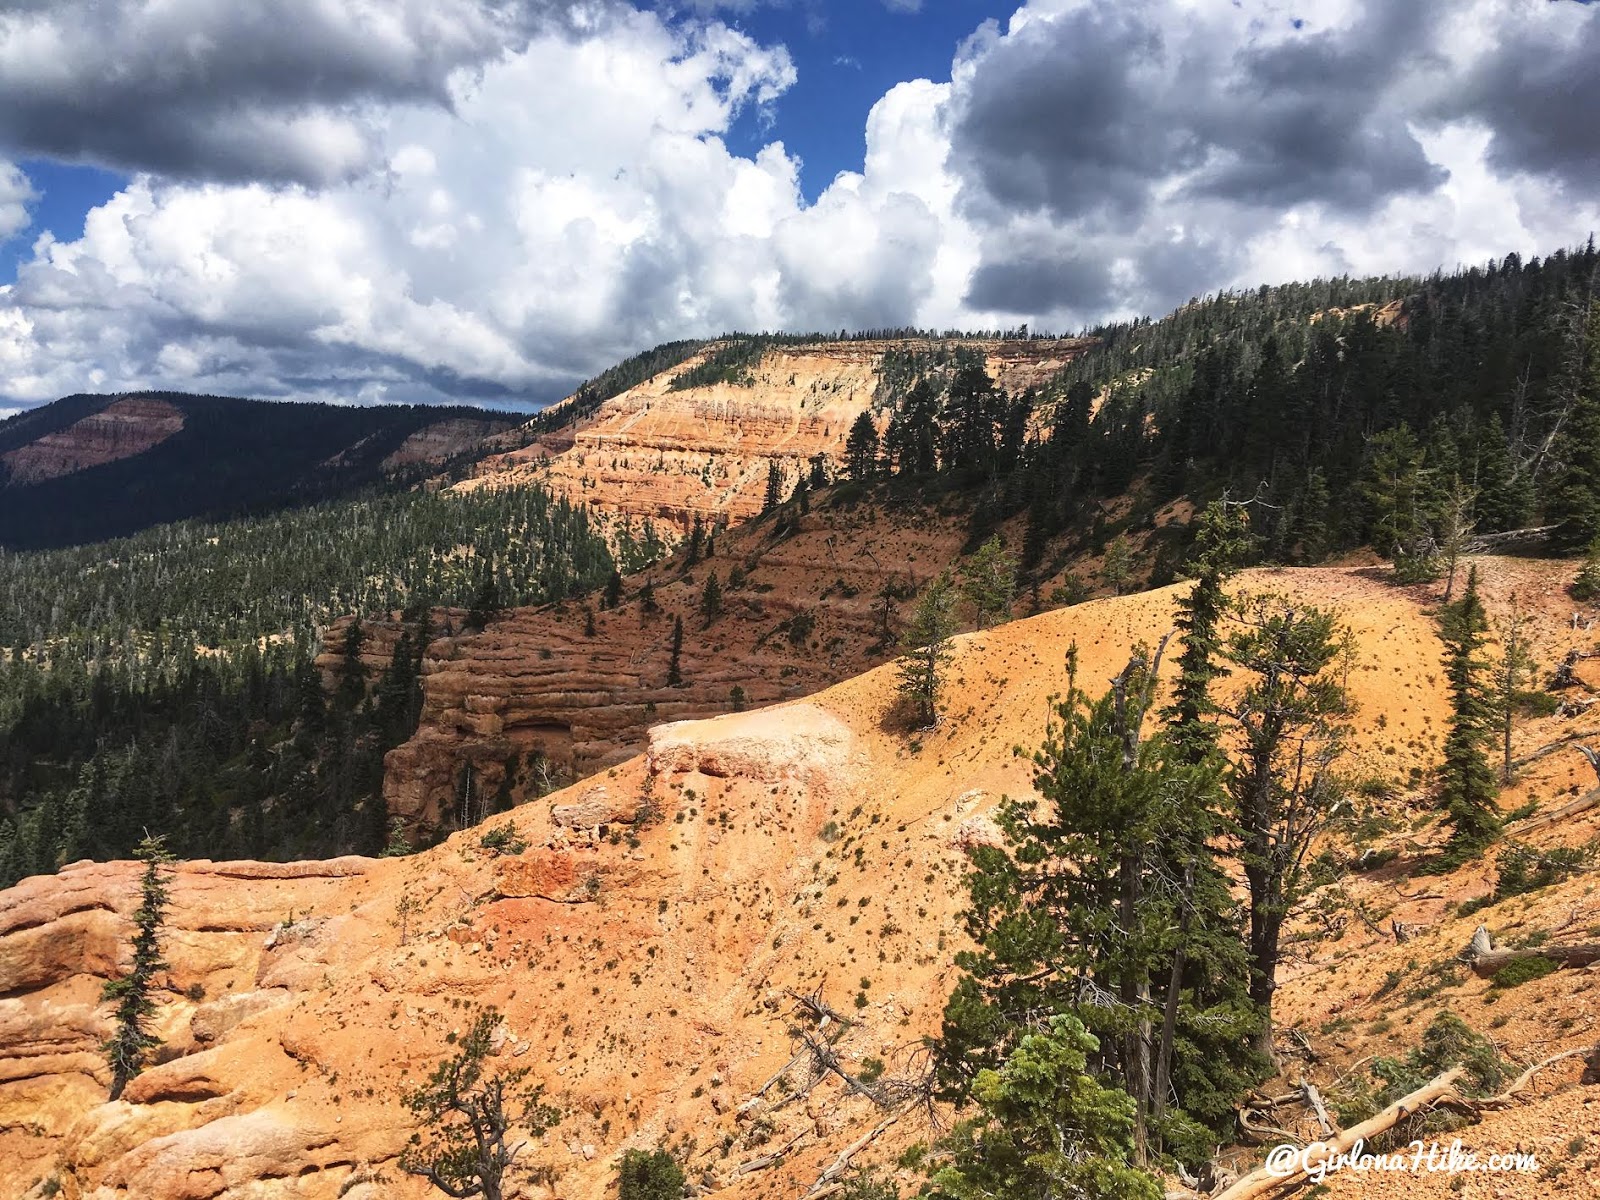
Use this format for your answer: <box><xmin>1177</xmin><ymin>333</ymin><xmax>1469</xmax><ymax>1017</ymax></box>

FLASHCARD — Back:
<box><xmin>833</xmin><ymin>240</ymin><xmax>1600</xmax><ymax>581</ymax></box>
<box><xmin>0</xmin><ymin>486</ymin><xmax>612</xmax><ymax>885</ymax></box>
<box><xmin>0</xmin><ymin>392</ymin><xmax>516</xmax><ymax>550</ymax></box>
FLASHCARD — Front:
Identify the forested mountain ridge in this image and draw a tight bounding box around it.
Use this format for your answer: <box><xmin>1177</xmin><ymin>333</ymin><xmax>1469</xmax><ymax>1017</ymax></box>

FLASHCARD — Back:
<box><xmin>3</xmin><ymin>246</ymin><xmax>1600</xmax><ymax>1198</ymax></box>
<box><xmin>0</xmin><ymin>391</ymin><xmax>517</xmax><ymax>550</ymax></box>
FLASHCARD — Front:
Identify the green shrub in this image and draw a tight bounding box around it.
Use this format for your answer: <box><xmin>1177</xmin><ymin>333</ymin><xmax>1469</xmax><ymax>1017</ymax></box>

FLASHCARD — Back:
<box><xmin>478</xmin><ymin>822</ymin><xmax>527</xmax><ymax>855</ymax></box>
<box><xmin>1495</xmin><ymin>842</ymin><xmax>1590</xmax><ymax>899</ymax></box>
<box><xmin>617</xmin><ymin>1148</ymin><xmax>685</xmax><ymax>1200</ymax></box>
<box><xmin>1490</xmin><ymin>956</ymin><xmax>1559</xmax><ymax>989</ymax></box>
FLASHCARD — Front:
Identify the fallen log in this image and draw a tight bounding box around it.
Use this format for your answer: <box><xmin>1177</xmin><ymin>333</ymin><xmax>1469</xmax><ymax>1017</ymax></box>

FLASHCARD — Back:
<box><xmin>1511</xmin><ymin>729</ymin><xmax>1600</xmax><ymax>770</ymax></box>
<box><xmin>1213</xmin><ymin>1067</ymin><xmax>1466</xmax><ymax>1200</ymax></box>
<box><xmin>1511</xmin><ymin>785</ymin><xmax>1600</xmax><ymax>833</ymax></box>
<box><xmin>1468</xmin><ymin>943</ymin><xmax>1600</xmax><ymax>978</ymax></box>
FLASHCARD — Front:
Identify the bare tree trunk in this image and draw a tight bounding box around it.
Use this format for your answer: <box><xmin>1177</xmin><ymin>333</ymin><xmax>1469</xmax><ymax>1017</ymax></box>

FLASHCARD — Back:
<box><xmin>1152</xmin><ymin>862</ymin><xmax>1194</xmax><ymax>1130</ymax></box>
<box><xmin>1469</xmin><ymin>943</ymin><xmax>1600</xmax><ymax>978</ymax></box>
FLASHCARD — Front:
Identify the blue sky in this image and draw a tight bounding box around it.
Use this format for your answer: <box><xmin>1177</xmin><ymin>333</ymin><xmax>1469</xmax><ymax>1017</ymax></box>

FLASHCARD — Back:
<box><xmin>719</xmin><ymin>2</ymin><xmax>1014</xmax><ymax>201</ymax></box>
<box><xmin>1</xmin><ymin>0</ymin><xmax>1597</xmax><ymax>410</ymax></box>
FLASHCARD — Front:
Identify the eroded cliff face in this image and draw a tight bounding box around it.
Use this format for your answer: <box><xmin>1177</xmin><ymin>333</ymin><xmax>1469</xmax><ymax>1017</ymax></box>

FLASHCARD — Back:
<box><xmin>1</xmin><ymin>397</ymin><xmax>185</xmax><ymax>485</ymax></box>
<box><xmin>457</xmin><ymin>338</ymin><xmax>1091</xmax><ymax>539</ymax></box>
<box><xmin>380</xmin><ymin>418</ymin><xmax>515</xmax><ymax>470</ymax></box>
<box><xmin>364</xmin><ymin>498</ymin><xmax>975</xmax><ymax>826</ymax></box>
<box><xmin>7</xmin><ymin>562</ymin><xmax>1599</xmax><ymax>1200</ymax></box>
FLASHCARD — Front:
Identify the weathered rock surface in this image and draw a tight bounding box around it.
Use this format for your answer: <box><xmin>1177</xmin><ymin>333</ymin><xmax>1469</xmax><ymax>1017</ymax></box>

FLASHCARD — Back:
<box><xmin>1</xmin><ymin>397</ymin><xmax>184</xmax><ymax>485</ymax></box>
<box><xmin>8</xmin><ymin>562</ymin><xmax>1597</xmax><ymax>1200</ymax></box>
<box><xmin>369</xmin><ymin>498</ymin><xmax>972</xmax><ymax>825</ymax></box>
<box><xmin>459</xmin><ymin>337</ymin><xmax>1090</xmax><ymax>539</ymax></box>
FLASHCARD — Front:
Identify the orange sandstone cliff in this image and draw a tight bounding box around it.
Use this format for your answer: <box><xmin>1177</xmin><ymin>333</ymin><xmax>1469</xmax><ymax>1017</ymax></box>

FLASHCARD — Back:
<box><xmin>7</xmin><ymin>560</ymin><xmax>1600</xmax><ymax>1199</ymax></box>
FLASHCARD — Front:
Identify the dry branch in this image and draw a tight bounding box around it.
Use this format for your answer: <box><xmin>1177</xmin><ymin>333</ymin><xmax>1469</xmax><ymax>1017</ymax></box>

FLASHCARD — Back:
<box><xmin>803</xmin><ymin>1108</ymin><xmax>904</xmax><ymax>1196</ymax></box>
<box><xmin>1509</xmin><ymin>786</ymin><xmax>1600</xmax><ymax>832</ymax></box>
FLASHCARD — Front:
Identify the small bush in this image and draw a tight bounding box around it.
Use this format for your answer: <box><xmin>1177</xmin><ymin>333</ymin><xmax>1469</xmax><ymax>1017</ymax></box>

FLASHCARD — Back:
<box><xmin>478</xmin><ymin>822</ymin><xmax>527</xmax><ymax>855</ymax></box>
<box><xmin>1490</xmin><ymin>956</ymin><xmax>1559</xmax><ymax>989</ymax></box>
<box><xmin>1495</xmin><ymin>842</ymin><xmax>1590</xmax><ymax>900</ymax></box>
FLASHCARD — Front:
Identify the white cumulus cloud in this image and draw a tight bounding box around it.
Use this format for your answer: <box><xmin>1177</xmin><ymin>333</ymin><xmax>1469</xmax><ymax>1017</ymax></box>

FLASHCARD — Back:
<box><xmin>1</xmin><ymin>0</ymin><xmax>1597</xmax><ymax>410</ymax></box>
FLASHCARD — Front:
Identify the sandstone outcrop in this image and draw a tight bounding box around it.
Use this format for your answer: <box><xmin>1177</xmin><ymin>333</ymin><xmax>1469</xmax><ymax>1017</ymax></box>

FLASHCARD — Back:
<box><xmin>458</xmin><ymin>337</ymin><xmax>1091</xmax><ymax>539</ymax></box>
<box><xmin>1</xmin><ymin>397</ymin><xmax>185</xmax><ymax>485</ymax></box>
<box><xmin>8</xmin><ymin>561</ymin><xmax>1597</xmax><ymax>1200</ymax></box>
<box><xmin>367</xmin><ymin>497</ymin><xmax>973</xmax><ymax>825</ymax></box>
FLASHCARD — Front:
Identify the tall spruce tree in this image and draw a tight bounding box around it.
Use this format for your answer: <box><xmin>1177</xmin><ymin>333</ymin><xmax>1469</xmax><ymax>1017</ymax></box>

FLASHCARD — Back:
<box><xmin>939</xmin><ymin>643</ymin><xmax>1263</xmax><ymax>1169</ymax></box>
<box><xmin>928</xmin><ymin>1015</ymin><xmax>1159</xmax><ymax>1200</ymax></box>
<box><xmin>845</xmin><ymin>411</ymin><xmax>879</xmax><ymax>481</ymax></box>
<box><xmin>1549</xmin><ymin>304</ymin><xmax>1600</xmax><ymax>549</ymax></box>
<box><xmin>895</xmin><ymin>572</ymin><xmax>958</xmax><ymax>727</ymax></box>
<box><xmin>958</xmin><ymin>535</ymin><xmax>1017</xmax><ymax>629</ymax></box>
<box><xmin>102</xmin><ymin>833</ymin><xmax>174</xmax><ymax>1100</ymax></box>
<box><xmin>761</xmin><ymin>460</ymin><xmax>783</xmax><ymax>514</ymax></box>
<box><xmin>666</xmin><ymin>616</ymin><xmax>684</xmax><ymax>688</ymax></box>
<box><xmin>1436</xmin><ymin>566</ymin><xmax>1501</xmax><ymax>857</ymax></box>
<box><xmin>700</xmin><ymin>571</ymin><xmax>722</xmax><ymax>628</ymax></box>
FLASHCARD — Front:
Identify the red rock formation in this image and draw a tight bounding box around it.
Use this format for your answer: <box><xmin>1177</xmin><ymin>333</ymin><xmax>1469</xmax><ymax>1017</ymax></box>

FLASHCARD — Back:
<box><xmin>459</xmin><ymin>338</ymin><xmax>1091</xmax><ymax>539</ymax></box>
<box><xmin>1</xmin><ymin>397</ymin><xmax>184</xmax><ymax>485</ymax></box>
<box><xmin>380</xmin><ymin>417</ymin><xmax>514</xmax><ymax>469</ymax></box>
<box><xmin>6</xmin><ymin>564</ymin><xmax>1597</xmax><ymax>1200</ymax></box>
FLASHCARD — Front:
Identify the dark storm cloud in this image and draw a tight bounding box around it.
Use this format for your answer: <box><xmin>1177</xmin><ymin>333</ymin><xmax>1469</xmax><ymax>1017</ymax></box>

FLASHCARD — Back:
<box><xmin>1188</xmin><ymin>4</ymin><xmax>1446</xmax><ymax>211</ymax></box>
<box><xmin>947</xmin><ymin>0</ymin><xmax>1467</xmax><ymax>320</ymax></box>
<box><xmin>950</xmin><ymin>7</ymin><xmax>1200</xmax><ymax>228</ymax></box>
<box><xmin>0</xmin><ymin>0</ymin><xmax>621</xmax><ymax>186</ymax></box>
<box><xmin>1435</xmin><ymin>4</ymin><xmax>1600</xmax><ymax>192</ymax></box>
<box><xmin>966</xmin><ymin>248</ymin><xmax>1112</xmax><ymax>316</ymax></box>
<box><xmin>950</xmin><ymin>3</ymin><xmax>1443</xmax><ymax>226</ymax></box>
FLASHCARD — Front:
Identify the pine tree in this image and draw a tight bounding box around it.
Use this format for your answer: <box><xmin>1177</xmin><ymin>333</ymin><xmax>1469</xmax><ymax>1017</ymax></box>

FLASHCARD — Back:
<box><xmin>761</xmin><ymin>460</ymin><xmax>782</xmax><ymax>514</ymax></box>
<box><xmin>667</xmin><ymin>616</ymin><xmax>684</xmax><ymax>687</ymax></box>
<box><xmin>928</xmin><ymin>1015</ymin><xmax>1159</xmax><ymax>1200</ymax></box>
<box><xmin>1549</xmin><ymin>305</ymin><xmax>1600</xmax><ymax>549</ymax></box>
<box><xmin>1437</xmin><ymin>477</ymin><xmax>1477</xmax><ymax>602</ymax></box>
<box><xmin>1100</xmin><ymin>534</ymin><xmax>1135</xmax><ymax>596</ymax></box>
<box><xmin>700</xmin><ymin>572</ymin><xmax>722</xmax><ymax>628</ymax></box>
<box><xmin>844</xmin><ymin>411</ymin><xmax>879</xmax><ymax>481</ymax></box>
<box><xmin>102</xmin><ymin>833</ymin><xmax>173</xmax><ymax>1100</ymax></box>
<box><xmin>684</xmin><ymin>514</ymin><xmax>704</xmax><ymax>567</ymax></box>
<box><xmin>1436</xmin><ymin>566</ymin><xmax>1501</xmax><ymax>857</ymax></box>
<box><xmin>602</xmin><ymin>570</ymin><xmax>623</xmax><ymax>610</ymax></box>
<box><xmin>400</xmin><ymin>1008</ymin><xmax>560</xmax><ymax>1200</ymax></box>
<box><xmin>1166</xmin><ymin>501</ymin><xmax>1250</xmax><ymax>765</ymax></box>
<box><xmin>336</xmin><ymin>615</ymin><xmax>367</xmax><ymax>710</ymax></box>
<box><xmin>958</xmin><ymin>536</ymin><xmax>1017</xmax><ymax>628</ymax></box>
<box><xmin>1572</xmin><ymin>538</ymin><xmax>1600</xmax><ymax>601</ymax></box>
<box><xmin>939</xmin><ymin>644</ymin><xmax>1262</xmax><ymax>1169</ymax></box>
<box><xmin>466</xmin><ymin>572</ymin><xmax>501</xmax><ymax>631</ymax></box>
<box><xmin>1223</xmin><ymin>596</ymin><xmax>1350</xmax><ymax>1053</ymax></box>
<box><xmin>1493</xmin><ymin>599</ymin><xmax>1535</xmax><ymax>785</ymax></box>
<box><xmin>895</xmin><ymin>572</ymin><xmax>957</xmax><ymax>727</ymax></box>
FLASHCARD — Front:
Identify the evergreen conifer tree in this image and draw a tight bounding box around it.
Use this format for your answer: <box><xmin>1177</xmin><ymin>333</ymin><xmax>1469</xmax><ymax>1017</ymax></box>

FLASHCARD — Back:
<box><xmin>700</xmin><ymin>572</ymin><xmax>722</xmax><ymax>628</ymax></box>
<box><xmin>958</xmin><ymin>536</ymin><xmax>1017</xmax><ymax>628</ymax></box>
<box><xmin>762</xmin><ymin>460</ymin><xmax>782</xmax><ymax>514</ymax></box>
<box><xmin>1437</xmin><ymin>566</ymin><xmax>1501</xmax><ymax>857</ymax></box>
<box><xmin>667</xmin><ymin>616</ymin><xmax>684</xmax><ymax>687</ymax></box>
<box><xmin>102</xmin><ymin>833</ymin><xmax>174</xmax><ymax>1100</ymax></box>
<box><xmin>895</xmin><ymin>572</ymin><xmax>957</xmax><ymax>727</ymax></box>
<box><xmin>845</xmin><ymin>411</ymin><xmax>879</xmax><ymax>481</ymax></box>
